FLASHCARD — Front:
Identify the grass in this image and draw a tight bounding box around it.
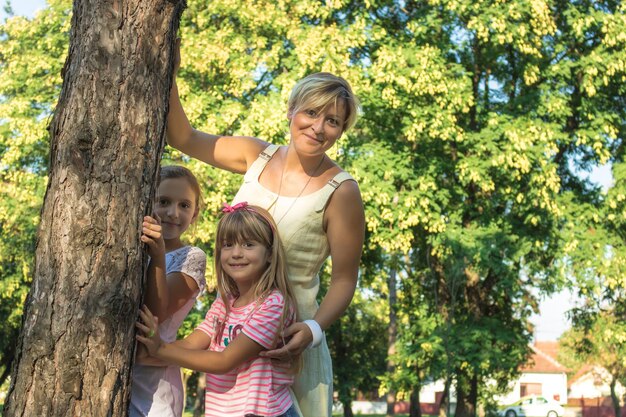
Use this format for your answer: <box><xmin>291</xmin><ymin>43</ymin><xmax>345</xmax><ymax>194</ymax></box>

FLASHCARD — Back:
<box><xmin>184</xmin><ymin>412</ymin><xmax>421</xmax><ymax>417</ymax></box>
<box><xmin>5</xmin><ymin>404</ymin><xmax>426</xmax><ymax>417</ymax></box>
<box><xmin>332</xmin><ymin>415</ymin><xmax>412</xmax><ymax>417</ymax></box>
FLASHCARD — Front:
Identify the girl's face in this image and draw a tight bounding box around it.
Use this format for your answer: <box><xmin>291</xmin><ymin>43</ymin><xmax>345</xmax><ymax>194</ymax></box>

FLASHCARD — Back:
<box><xmin>288</xmin><ymin>100</ymin><xmax>347</xmax><ymax>157</ymax></box>
<box><xmin>220</xmin><ymin>238</ymin><xmax>270</xmax><ymax>290</ymax></box>
<box><xmin>154</xmin><ymin>178</ymin><xmax>198</xmax><ymax>240</ymax></box>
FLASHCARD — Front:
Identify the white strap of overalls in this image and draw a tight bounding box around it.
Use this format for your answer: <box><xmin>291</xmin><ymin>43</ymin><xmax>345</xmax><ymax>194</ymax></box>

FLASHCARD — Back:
<box><xmin>314</xmin><ymin>171</ymin><xmax>355</xmax><ymax>212</ymax></box>
<box><xmin>242</xmin><ymin>144</ymin><xmax>280</xmax><ymax>182</ymax></box>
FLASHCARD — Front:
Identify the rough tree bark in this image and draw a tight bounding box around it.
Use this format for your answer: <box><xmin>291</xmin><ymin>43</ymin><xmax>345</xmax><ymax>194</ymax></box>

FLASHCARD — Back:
<box><xmin>409</xmin><ymin>369</ymin><xmax>422</xmax><ymax>417</ymax></box>
<box><xmin>610</xmin><ymin>375</ymin><xmax>621</xmax><ymax>417</ymax></box>
<box><xmin>4</xmin><ymin>0</ymin><xmax>186</xmax><ymax>415</ymax></box>
<box><xmin>455</xmin><ymin>371</ymin><xmax>478</xmax><ymax>417</ymax></box>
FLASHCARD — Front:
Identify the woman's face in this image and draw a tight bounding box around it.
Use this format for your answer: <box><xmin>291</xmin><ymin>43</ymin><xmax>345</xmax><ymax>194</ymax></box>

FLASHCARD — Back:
<box><xmin>288</xmin><ymin>100</ymin><xmax>347</xmax><ymax>157</ymax></box>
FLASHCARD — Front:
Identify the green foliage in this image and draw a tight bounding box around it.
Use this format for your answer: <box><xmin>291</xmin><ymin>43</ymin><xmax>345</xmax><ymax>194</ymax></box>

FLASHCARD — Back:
<box><xmin>379</xmin><ymin>277</ymin><xmax>443</xmax><ymax>402</ymax></box>
<box><xmin>0</xmin><ymin>0</ymin><xmax>71</xmax><ymax>383</ymax></box>
<box><xmin>357</xmin><ymin>0</ymin><xmax>623</xmax><ymax>412</ymax></box>
<box><xmin>1</xmin><ymin>0</ymin><xmax>625</xmax><ymax>414</ymax></box>
<box><xmin>327</xmin><ymin>290</ymin><xmax>388</xmax><ymax>408</ymax></box>
<box><xmin>559</xmin><ymin>310</ymin><xmax>626</xmax><ymax>386</ymax></box>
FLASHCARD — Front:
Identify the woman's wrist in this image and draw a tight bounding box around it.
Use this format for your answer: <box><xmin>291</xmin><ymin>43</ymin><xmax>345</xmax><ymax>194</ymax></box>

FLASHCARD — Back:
<box><xmin>303</xmin><ymin>319</ymin><xmax>323</xmax><ymax>349</ymax></box>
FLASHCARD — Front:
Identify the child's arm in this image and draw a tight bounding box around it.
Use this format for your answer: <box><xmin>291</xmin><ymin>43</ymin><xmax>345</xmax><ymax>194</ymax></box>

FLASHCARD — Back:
<box><xmin>137</xmin><ymin>305</ymin><xmax>264</xmax><ymax>374</ymax></box>
<box><xmin>141</xmin><ymin>215</ymin><xmax>169</xmax><ymax>321</ymax></box>
<box><xmin>141</xmin><ymin>216</ymin><xmax>200</xmax><ymax>322</ymax></box>
<box><xmin>134</xmin><ymin>329</ymin><xmax>210</xmax><ymax>366</ymax></box>
<box><xmin>136</xmin><ymin>305</ymin><xmax>265</xmax><ymax>375</ymax></box>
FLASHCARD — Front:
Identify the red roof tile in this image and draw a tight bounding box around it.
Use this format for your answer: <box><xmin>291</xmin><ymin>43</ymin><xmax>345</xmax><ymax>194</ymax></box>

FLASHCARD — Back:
<box><xmin>521</xmin><ymin>341</ymin><xmax>568</xmax><ymax>373</ymax></box>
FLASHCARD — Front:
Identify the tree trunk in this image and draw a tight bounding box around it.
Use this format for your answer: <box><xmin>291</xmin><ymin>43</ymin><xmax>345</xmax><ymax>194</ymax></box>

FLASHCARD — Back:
<box><xmin>409</xmin><ymin>381</ymin><xmax>422</xmax><ymax>417</ymax></box>
<box><xmin>342</xmin><ymin>399</ymin><xmax>354</xmax><ymax>417</ymax></box>
<box><xmin>610</xmin><ymin>375</ymin><xmax>621</xmax><ymax>417</ymax></box>
<box><xmin>469</xmin><ymin>372</ymin><xmax>478</xmax><ymax>417</ymax></box>
<box><xmin>455</xmin><ymin>371</ymin><xmax>478</xmax><ymax>417</ymax></box>
<box><xmin>386</xmin><ymin>265</ymin><xmax>398</xmax><ymax>417</ymax></box>
<box><xmin>456</xmin><ymin>389</ymin><xmax>466</xmax><ymax>417</ymax></box>
<box><xmin>438</xmin><ymin>379</ymin><xmax>450</xmax><ymax>417</ymax></box>
<box><xmin>4</xmin><ymin>1</ymin><xmax>185</xmax><ymax>416</ymax></box>
<box><xmin>455</xmin><ymin>373</ymin><xmax>468</xmax><ymax>417</ymax></box>
<box><xmin>192</xmin><ymin>372</ymin><xmax>206</xmax><ymax>417</ymax></box>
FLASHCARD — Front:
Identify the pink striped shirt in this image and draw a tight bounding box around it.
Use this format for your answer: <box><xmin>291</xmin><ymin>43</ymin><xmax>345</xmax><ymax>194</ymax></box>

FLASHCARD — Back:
<box><xmin>196</xmin><ymin>290</ymin><xmax>295</xmax><ymax>417</ymax></box>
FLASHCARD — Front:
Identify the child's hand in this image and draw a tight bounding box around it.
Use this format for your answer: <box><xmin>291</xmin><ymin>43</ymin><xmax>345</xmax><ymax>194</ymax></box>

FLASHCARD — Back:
<box><xmin>136</xmin><ymin>305</ymin><xmax>162</xmax><ymax>357</ymax></box>
<box><xmin>141</xmin><ymin>215</ymin><xmax>165</xmax><ymax>261</ymax></box>
<box><xmin>136</xmin><ymin>343</ymin><xmax>149</xmax><ymax>359</ymax></box>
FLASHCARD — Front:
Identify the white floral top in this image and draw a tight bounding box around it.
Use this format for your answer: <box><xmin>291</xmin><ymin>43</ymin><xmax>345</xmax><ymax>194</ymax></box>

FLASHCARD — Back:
<box><xmin>158</xmin><ymin>245</ymin><xmax>207</xmax><ymax>342</ymax></box>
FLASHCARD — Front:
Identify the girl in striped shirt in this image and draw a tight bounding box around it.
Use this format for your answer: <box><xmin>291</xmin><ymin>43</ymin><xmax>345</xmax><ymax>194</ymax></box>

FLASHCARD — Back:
<box><xmin>137</xmin><ymin>202</ymin><xmax>300</xmax><ymax>417</ymax></box>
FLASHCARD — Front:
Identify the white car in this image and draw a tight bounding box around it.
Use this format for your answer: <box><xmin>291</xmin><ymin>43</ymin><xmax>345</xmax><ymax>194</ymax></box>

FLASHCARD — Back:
<box><xmin>498</xmin><ymin>395</ymin><xmax>565</xmax><ymax>417</ymax></box>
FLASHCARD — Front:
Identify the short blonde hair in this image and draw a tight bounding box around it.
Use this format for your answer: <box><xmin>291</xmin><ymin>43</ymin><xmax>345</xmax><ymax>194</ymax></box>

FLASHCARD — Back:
<box><xmin>288</xmin><ymin>72</ymin><xmax>360</xmax><ymax>131</ymax></box>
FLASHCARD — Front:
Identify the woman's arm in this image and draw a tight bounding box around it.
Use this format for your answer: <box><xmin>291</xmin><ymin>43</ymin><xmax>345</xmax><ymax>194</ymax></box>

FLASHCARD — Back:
<box><xmin>260</xmin><ymin>180</ymin><xmax>365</xmax><ymax>358</ymax></box>
<box><xmin>166</xmin><ymin>41</ymin><xmax>267</xmax><ymax>173</ymax></box>
<box><xmin>136</xmin><ymin>306</ymin><xmax>265</xmax><ymax>374</ymax></box>
<box><xmin>315</xmin><ymin>180</ymin><xmax>364</xmax><ymax>328</ymax></box>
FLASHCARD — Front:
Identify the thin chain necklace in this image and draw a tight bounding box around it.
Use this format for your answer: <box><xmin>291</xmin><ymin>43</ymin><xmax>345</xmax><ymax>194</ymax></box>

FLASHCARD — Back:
<box><xmin>271</xmin><ymin>150</ymin><xmax>326</xmax><ymax>226</ymax></box>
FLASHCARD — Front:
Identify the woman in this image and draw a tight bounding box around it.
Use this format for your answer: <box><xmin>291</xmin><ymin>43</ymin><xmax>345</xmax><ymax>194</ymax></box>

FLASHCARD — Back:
<box><xmin>166</xmin><ymin>46</ymin><xmax>365</xmax><ymax>417</ymax></box>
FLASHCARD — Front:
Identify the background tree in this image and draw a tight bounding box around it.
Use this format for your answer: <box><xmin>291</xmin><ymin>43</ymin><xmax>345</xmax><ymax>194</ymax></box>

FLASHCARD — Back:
<box><xmin>3</xmin><ymin>0</ymin><xmax>185</xmax><ymax>415</ymax></box>
<box><xmin>555</xmin><ymin>2</ymin><xmax>626</xmax><ymax>416</ymax></box>
<box><xmin>1</xmin><ymin>0</ymin><xmax>625</xmax><ymax>415</ymax></box>
<box><xmin>355</xmin><ymin>1</ymin><xmax>566</xmax><ymax>414</ymax></box>
<box><xmin>560</xmin><ymin>311</ymin><xmax>626</xmax><ymax>417</ymax></box>
<box><xmin>0</xmin><ymin>0</ymin><xmax>70</xmax><ymax>387</ymax></box>
<box><xmin>326</xmin><ymin>287</ymin><xmax>388</xmax><ymax>417</ymax></box>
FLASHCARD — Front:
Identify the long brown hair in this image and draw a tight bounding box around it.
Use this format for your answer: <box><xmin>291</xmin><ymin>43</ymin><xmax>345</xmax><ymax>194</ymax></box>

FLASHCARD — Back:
<box><xmin>214</xmin><ymin>204</ymin><xmax>298</xmax><ymax>353</ymax></box>
<box><xmin>159</xmin><ymin>165</ymin><xmax>202</xmax><ymax>210</ymax></box>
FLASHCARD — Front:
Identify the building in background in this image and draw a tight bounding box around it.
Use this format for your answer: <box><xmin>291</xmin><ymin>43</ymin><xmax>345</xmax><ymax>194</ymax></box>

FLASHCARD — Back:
<box><xmin>498</xmin><ymin>341</ymin><xmax>569</xmax><ymax>405</ymax></box>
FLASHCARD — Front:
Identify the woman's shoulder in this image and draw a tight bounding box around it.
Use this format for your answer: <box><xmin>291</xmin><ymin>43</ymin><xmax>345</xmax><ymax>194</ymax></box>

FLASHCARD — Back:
<box><xmin>323</xmin><ymin>171</ymin><xmax>364</xmax><ymax>224</ymax></box>
<box><xmin>328</xmin><ymin>170</ymin><xmax>361</xmax><ymax>199</ymax></box>
<box><xmin>239</xmin><ymin>136</ymin><xmax>274</xmax><ymax>165</ymax></box>
<box><xmin>322</xmin><ymin>158</ymin><xmax>357</xmax><ymax>184</ymax></box>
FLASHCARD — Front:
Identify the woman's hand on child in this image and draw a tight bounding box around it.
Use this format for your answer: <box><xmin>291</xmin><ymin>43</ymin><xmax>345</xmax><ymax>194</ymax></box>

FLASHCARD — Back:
<box><xmin>136</xmin><ymin>305</ymin><xmax>162</xmax><ymax>357</ymax></box>
<box><xmin>141</xmin><ymin>215</ymin><xmax>165</xmax><ymax>260</ymax></box>
<box><xmin>259</xmin><ymin>322</ymin><xmax>312</xmax><ymax>360</ymax></box>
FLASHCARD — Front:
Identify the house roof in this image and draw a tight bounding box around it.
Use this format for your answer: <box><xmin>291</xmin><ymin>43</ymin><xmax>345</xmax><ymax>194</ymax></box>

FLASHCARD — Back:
<box><xmin>521</xmin><ymin>341</ymin><xmax>568</xmax><ymax>373</ymax></box>
<box><xmin>568</xmin><ymin>364</ymin><xmax>594</xmax><ymax>386</ymax></box>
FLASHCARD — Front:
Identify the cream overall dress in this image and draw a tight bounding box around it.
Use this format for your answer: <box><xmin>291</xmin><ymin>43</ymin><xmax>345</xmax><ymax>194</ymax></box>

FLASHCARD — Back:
<box><xmin>232</xmin><ymin>144</ymin><xmax>355</xmax><ymax>417</ymax></box>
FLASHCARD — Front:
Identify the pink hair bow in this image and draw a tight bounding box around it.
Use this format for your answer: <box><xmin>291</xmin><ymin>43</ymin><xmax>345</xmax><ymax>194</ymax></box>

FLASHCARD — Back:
<box><xmin>222</xmin><ymin>201</ymin><xmax>249</xmax><ymax>213</ymax></box>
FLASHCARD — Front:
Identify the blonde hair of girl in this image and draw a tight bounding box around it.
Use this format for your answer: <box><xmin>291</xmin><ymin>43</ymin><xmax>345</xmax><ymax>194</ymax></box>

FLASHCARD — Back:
<box><xmin>214</xmin><ymin>204</ymin><xmax>298</xmax><ymax>353</ymax></box>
